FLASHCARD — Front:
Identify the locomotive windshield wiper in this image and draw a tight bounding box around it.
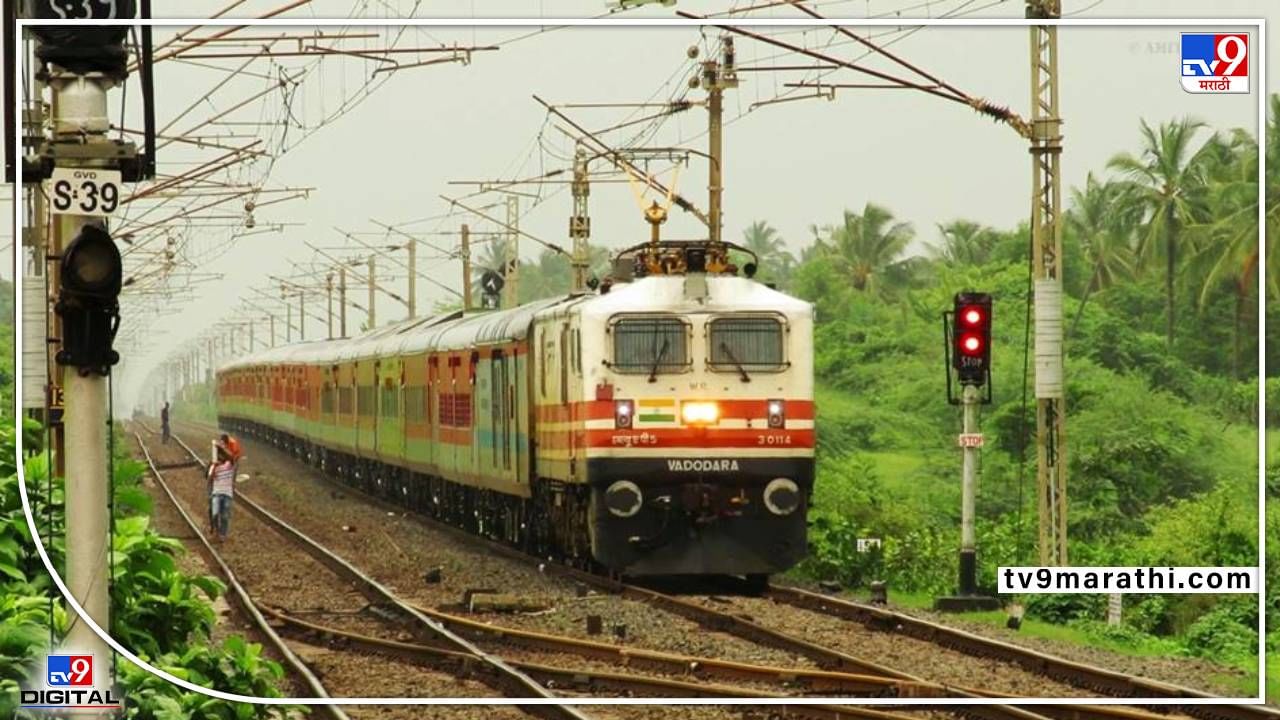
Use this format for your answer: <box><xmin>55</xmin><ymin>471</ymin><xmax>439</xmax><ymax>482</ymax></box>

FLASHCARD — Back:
<box><xmin>719</xmin><ymin>342</ymin><xmax>751</xmax><ymax>383</ymax></box>
<box><xmin>648</xmin><ymin>337</ymin><xmax>670</xmax><ymax>383</ymax></box>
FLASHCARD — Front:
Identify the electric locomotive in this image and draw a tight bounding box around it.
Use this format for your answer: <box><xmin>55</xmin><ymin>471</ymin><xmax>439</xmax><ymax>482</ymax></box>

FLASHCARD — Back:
<box><xmin>216</xmin><ymin>238</ymin><xmax>814</xmax><ymax>579</ymax></box>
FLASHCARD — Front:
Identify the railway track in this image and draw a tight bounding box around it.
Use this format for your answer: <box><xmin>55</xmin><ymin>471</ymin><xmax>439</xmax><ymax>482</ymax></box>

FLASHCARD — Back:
<box><xmin>131</xmin><ymin>430</ymin><xmax>352</xmax><ymax>720</ymax></box>
<box><xmin>159</xmin><ymin>418</ymin><xmax>1274</xmax><ymax>720</ymax></box>
<box><xmin>133</xmin><ymin>423</ymin><xmax>952</xmax><ymax>720</ymax></box>
<box><xmin>133</xmin><ymin>429</ymin><xmax>582</xmax><ymax>720</ymax></box>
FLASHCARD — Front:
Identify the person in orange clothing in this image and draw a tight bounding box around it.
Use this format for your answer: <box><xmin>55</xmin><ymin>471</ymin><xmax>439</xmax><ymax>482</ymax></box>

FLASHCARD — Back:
<box><xmin>219</xmin><ymin>432</ymin><xmax>244</xmax><ymax>468</ymax></box>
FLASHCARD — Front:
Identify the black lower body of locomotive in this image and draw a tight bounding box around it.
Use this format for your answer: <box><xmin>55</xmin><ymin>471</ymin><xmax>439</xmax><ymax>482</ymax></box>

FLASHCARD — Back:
<box><xmin>585</xmin><ymin>457</ymin><xmax>813</xmax><ymax>577</ymax></box>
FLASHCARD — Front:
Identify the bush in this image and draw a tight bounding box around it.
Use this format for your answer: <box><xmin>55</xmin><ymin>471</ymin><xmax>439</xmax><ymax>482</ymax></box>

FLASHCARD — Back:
<box><xmin>1184</xmin><ymin>605</ymin><xmax>1258</xmax><ymax>663</ymax></box>
<box><xmin>1026</xmin><ymin>593</ymin><xmax>1107</xmax><ymax>624</ymax></box>
<box><xmin>120</xmin><ymin>638</ymin><xmax>296</xmax><ymax>720</ymax></box>
<box><xmin>0</xmin><ymin>421</ymin><xmax>293</xmax><ymax>719</ymax></box>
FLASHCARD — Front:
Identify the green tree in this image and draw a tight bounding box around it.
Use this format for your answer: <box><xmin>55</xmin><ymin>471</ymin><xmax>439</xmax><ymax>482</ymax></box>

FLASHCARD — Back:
<box><xmin>739</xmin><ymin>220</ymin><xmax>795</xmax><ymax>285</ymax></box>
<box><xmin>932</xmin><ymin>219</ymin><xmax>1000</xmax><ymax>267</ymax></box>
<box><xmin>1265</xmin><ymin>94</ymin><xmax>1280</xmax><ymax>302</ymax></box>
<box><xmin>1183</xmin><ymin>129</ymin><xmax>1258</xmax><ymax>378</ymax></box>
<box><xmin>1107</xmin><ymin>118</ymin><xmax>1212</xmax><ymax>347</ymax></box>
<box><xmin>1065</xmin><ymin>172</ymin><xmax>1136</xmax><ymax>336</ymax></box>
<box><xmin>809</xmin><ymin>202</ymin><xmax>915</xmax><ymax>294</ymax></box>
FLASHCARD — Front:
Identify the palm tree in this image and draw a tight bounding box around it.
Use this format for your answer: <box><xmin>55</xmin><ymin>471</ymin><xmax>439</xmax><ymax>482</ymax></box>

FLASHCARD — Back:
<box><xmin>1183</xmin><ymin>129</ymin><xmax>1258</xmax><ymax>378</ymax></box>
<box><xmin>1107</xmin><ymin>117</ymin><xmax>1213</xmax><ymax>347</ymax></box>
<box><xmin>740</xmin><ymin>220</ymin><xmax>794</xmax><ymax>276</ymax></box>
<box><xmin>812</xmin><ymin>202</ymin><xmax>915</xmax><ymax>293</ymax></box>
<box><xmin>1065</xmin><ymin>173</ymin><xmax>1136</xmax><ymax>336</ymax></box>
<box><xmin>518</xmin><ymin>249</ymin><xmax>571</xmax><ymax>303</ymax></box>
<box><xmin>933</xmin><ymin>220</ymin><xmax>999</xmax><ymax>267</ymax></box>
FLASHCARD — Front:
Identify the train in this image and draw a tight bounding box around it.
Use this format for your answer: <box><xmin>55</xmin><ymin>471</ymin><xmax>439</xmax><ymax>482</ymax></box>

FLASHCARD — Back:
<box><xmin>215</xmin><ymin>239</ymin><xmax>815</xmax><ymax>579</ymax></box>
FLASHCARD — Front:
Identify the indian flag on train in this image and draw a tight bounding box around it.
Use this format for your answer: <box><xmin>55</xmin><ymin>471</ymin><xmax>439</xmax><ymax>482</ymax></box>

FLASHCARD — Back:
<box><xmin>636</xmin><ymin>398</ymin><xmax>676</xmax><ymax>423</ymax></box>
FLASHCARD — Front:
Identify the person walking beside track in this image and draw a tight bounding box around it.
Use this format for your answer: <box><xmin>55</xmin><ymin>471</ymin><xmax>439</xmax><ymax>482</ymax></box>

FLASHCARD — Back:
<box><xmin>207</xmin><ymin>443</ymin><xmax>237</xmax><ymax>543</ymax></box>
<box><xmin>160</xmin><ymin>401</ymin><xmax>171</xmax><ymax>444</ymax></box>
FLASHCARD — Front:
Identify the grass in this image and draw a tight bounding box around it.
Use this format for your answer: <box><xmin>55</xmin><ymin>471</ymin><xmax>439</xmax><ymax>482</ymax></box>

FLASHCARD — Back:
<box><xmin>833</xmin><ymin>587</ymin><xmax>1268</xmax><ymax>699</ymax></box>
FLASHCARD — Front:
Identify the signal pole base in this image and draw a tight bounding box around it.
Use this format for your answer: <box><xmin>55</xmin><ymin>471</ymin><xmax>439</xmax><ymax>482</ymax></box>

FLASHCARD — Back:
<box><xmin>934</xmin><ymin>550</ymin><xmax>1000</xmax><ymax>612</ymax></box>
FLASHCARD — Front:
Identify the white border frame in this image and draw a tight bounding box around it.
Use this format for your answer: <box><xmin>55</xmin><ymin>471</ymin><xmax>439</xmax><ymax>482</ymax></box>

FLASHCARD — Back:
<box><xmin>12</xmin><ymin>15</ymin><xmax>1267</xmax><ymax>707</ymax></box>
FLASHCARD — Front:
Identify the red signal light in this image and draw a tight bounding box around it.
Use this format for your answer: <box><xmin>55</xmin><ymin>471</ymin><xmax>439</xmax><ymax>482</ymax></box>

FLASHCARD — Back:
<box><xmin>960</xmin><ymin>307</ymin><xmax>984</xmax><ymax>327</ymax></box>
<box><xmin>951</xmin><ymin>292</ymin><xmax>992</xmax><ymax>386</ymax></box>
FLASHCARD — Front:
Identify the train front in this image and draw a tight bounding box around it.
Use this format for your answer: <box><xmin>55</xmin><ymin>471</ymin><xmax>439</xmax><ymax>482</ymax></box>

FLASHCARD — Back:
<box><xmin>580</xmin><ymin>271</ymin><xmax>814</xmax><ymax>578</ymax></box>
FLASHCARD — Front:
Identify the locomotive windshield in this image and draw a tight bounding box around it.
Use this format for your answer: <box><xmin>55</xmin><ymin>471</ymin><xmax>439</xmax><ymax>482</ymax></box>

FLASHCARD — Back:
<box><xmin>611</xmin><ymin>316</ymin><xmax>689</xmax><ymax>374</ymax></box>
<box><xmin>709</xmin><ymin>316</ymin><xmax>786</xmax><ymax>371</ymax></box>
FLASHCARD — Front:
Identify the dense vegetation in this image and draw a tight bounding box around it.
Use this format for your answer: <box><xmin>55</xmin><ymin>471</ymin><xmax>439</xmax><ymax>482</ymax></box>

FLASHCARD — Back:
<box><xmin>0</xmin><ymin>281</ymin><xmax>294</xmax><ymax>715</ymax></box>
<box><xmin>0</xmin><ymin>424</ymin><xmax>296</xmax><ymax>717</ymax></box>
<box><xmin>504</xmin><ymin>103</ymin><xmax>1277</xmax><ymax>685</ymax></box>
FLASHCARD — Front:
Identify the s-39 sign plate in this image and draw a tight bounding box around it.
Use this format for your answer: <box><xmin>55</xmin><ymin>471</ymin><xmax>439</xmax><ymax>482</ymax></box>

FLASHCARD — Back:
<box><xmin>957</xmin><ymin>433</ymin><xmax>984</xmax><ymax>448</ymax></box>
<box><xmin>47</xmin><ymin>168</ymin><xmax>123</xmax><ymax>217</ymax></box>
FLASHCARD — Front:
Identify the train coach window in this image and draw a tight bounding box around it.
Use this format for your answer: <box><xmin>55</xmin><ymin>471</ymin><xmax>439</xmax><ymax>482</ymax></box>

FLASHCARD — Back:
<box><xmin>709</xmin><ymin>316</ymin><xmax>786</xmax><ymax>372</ymax></box>
<box><xmin>404</xmin><ymin>387</ymin><xmax>425</xmax><ymax>423</ymax></box>
<box><xmin>381</xmin><ymin>380</ymin><xmax>399</xmax><ymax>418</ymax></box>
<box><xmin>358</xmin><ymin>385</ymin><xmax>376</xmax><ymax>417</ymax></box>
<box><xmin>611</xmin><ymin>316</ymin><xmax>689</xmax><ymax>374</ymax></box>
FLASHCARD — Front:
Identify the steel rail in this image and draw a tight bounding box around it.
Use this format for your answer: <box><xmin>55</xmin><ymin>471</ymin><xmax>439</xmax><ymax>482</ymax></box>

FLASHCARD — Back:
<box><xmin>265</xmin><ymin>607</ymin><xmax>931</xmax><ymax>720</ymax></box>
<box><xmin>404</xmin><ymin>602</ymin><xmax>951</xmax><ymax>698</ymax></box>
<box><xmin>143</xmin><ymin>427</ymin><xmax>593</xmax><ymax>720</ymax></box>
<box><xmin>131</xmin><ymin>431</ymin><xmax>351</xmax><ymax>720</ymax></box>
<box><xmin>156</xmin><ymin>424</ymin><xmax>1062</xmax><ymax>720</ymax></box>
<box><xmin>164</xmin><ymin>420</ymin><xmax>1268</xmax><ymax>720</ymax></box>
<box><xmin>763</xmin><ymin>586</ymin><xmax>1280</xmax><ymax>720</ymax></box>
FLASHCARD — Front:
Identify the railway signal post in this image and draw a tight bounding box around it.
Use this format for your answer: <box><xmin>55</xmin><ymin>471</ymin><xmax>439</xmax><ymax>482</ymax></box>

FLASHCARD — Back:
<box><xmin>937</xmin><ymin>293</ymin><xmax>999</xmax><ymax>612</ymax></box>
<box><xmin>24</xmin><ymin>1</ymin><xmax>148</xmax><ymax>706</ymax></box>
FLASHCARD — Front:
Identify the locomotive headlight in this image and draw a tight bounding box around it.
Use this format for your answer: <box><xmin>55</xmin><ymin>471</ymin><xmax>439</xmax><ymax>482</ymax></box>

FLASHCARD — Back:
<box><xmin>614</xmin><ymin>400</ymin><xmax>635</xmax><ymax>429</ymax></box>
<box><xmin>605</xmin><ymin>480</ymin><xmax>643</xmax><ymax>518</ymax></box>
<box><xmin>767</xmin><ymin>399</ymin><xmax>785</xmax><ymax>429</ymax></box>
<box><xmin>763</xmin><ymin>478</ymin><xmax>801</xmax><ymax>516</ymax></box>
<box><xmin>681</xmin><ymin>401</ymin><xmax>719</xmax><ymax>425</ymax></box>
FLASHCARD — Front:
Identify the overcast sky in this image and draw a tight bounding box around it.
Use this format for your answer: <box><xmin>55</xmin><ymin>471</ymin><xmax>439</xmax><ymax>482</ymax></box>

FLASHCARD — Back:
<box><xmin>3</xmin><ymin>1</ymin><xmax>1271</xmax><ymax>409</ymax></box>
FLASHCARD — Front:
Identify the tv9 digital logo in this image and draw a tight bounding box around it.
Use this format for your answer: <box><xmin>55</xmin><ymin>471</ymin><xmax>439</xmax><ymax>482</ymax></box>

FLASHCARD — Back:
<box><xmin>47</xmin><ymin>654</ymin><xmax>93</xmax><ymax>687</ymax></box>
<box><xmin>21</xmin><ymin>652</ymin><xmax>122</xmax><ymax>711</ymax></box>
<box><xmin>1180</xmin><ymin>33</ymin><xmax>1249</xmax><ymax>93</ymax></box>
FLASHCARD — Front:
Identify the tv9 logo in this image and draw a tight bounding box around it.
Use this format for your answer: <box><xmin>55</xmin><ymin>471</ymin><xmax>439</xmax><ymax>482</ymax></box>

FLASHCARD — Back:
<box><xmin>47</xmin><ymin>654</ymin><xmax>94</xmax><ymax>687</ymax></box>
<box><xmin>1180</xmin><ymin>33</ymin><xmax>1249</xmax><ymax>93</ymax></box>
